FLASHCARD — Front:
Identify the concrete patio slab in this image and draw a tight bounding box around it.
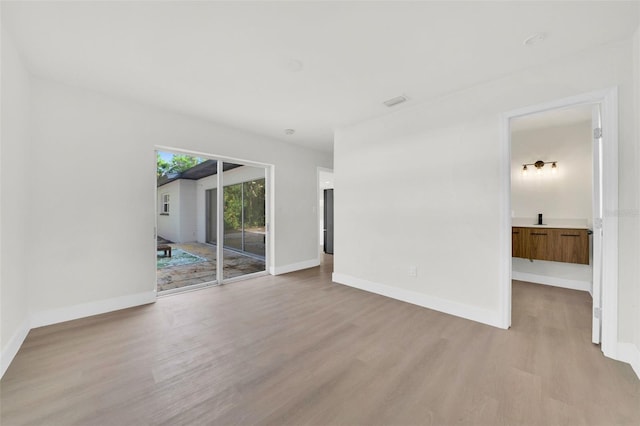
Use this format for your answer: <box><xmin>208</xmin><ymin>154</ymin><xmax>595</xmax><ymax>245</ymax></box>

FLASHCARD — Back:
<box><xmin>156</xmin><ymin>242</ymin><xmax>265</xmax><ymax>292</ymax></box>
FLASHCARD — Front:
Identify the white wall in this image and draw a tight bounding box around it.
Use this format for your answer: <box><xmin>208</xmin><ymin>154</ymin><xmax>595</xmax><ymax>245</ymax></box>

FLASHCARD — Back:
<box><xmin>195</xmin><ymin>166</ymin><xmax>266</xmax><ymax>244</ymax></box>
<box><xmin>633</xmin><ymin>24</ymin><xmax>640</xmax><ymax>371</ymax></box>
<box><xmin>178</xmin><ymin>180</ymin><xmax>197</xmax><ymax>243</ymax></box>
<box><xmin>511</xmin><ymin>121</ymin><xmax>592</xmax><ymax>224</ymax></box>
<box><xmin>25</xmin><ymin>77</ymin><xmax>331</xmax><ymax>320</ymax></box>
<box><xmin>334</xmin><ymin>38</ymin><xmax>638</xmax><ymax>345</ymax></box>
<box><xmin>157</xmin><ymin>180</ymin><xmax>181</xmax><ymax>243</ymax></box>
<box><xmin>0</xmin><ymin>28</ymin><xmax>32</xmax><ymax>375</ymax></box>
<box><xmin>157</xmin><ymin>179</ymin><xmax>197</xmax><ymax>243</ymax></box>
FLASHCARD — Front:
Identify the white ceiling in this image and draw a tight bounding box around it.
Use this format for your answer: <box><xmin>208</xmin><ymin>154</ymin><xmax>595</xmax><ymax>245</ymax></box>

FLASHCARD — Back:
<box><xmin>3</xmin><ymin>1</ymin><xmax>638</xmax><ymax>153</ymax></box>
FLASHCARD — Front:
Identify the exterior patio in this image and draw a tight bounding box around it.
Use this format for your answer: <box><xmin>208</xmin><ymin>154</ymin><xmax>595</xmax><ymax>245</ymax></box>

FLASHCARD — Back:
<box><xmin>156</xmin><ymin>241</ymin><xmax>265</xmax><ymax>292</ymax></box>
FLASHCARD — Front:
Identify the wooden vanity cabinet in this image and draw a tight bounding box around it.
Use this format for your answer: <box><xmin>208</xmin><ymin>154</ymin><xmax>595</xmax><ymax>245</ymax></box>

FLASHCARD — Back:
<box><xmin>512</xmin><ymin>227</ymin><xmax>589</xmax><ymax>265</ymax></box>
<box><xmin>528</xmin><ymin>229</ymin><xmax>553</xmax><ymax>261</ymax></box>
<box><xmin>551</xmin><ymin>229</ymin><xmax>589</xmax><ymax>264</ymax></box>
<box><xmin>511</xmin><ymin>227</ymin><xmax>527</xmax><ymax>258</ymax></box>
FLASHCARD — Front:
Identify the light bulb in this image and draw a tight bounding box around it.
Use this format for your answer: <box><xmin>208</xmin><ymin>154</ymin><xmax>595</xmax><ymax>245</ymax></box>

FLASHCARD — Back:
<box><xmin>551</xmin><ymin>162</ymin><xmax>558</xmax><ymax>174</ymax></box>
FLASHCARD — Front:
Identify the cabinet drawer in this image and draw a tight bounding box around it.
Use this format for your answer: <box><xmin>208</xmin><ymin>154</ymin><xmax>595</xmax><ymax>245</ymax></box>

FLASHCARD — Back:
<box><xmin>512</xmin><ymin>227</ymin><xmax>589</xmax><ymax>265</ymax></box>
<box><xmin>527</xmin><ymin>229</ymin><xmax>553</xmax><ymax>261</ymax></box>
<box><xmin>549</xmin><ymin>229</ymin><xmax>589</xmax><ymax>264</ymax></box>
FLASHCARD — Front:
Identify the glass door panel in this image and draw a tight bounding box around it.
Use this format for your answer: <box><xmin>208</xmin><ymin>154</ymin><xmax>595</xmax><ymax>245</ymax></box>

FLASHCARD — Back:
<box><xmin>242</xmin><ymin>179</ymin><xmax>266</xmax><ymax>257</ymax></box>
<box><xmin>223</xmin><ymin>164</ymin><xmax>266</xmax><ymax>280</ymax></box>
<box><xmin>156</xmin><ymin>151</ymin><xmax>217</xmax><ymax>293</ymax></box>
<box><xmin>223</xmin><ymin>183</ymin><xmax>243</xmax><ymax>252</ymax></box>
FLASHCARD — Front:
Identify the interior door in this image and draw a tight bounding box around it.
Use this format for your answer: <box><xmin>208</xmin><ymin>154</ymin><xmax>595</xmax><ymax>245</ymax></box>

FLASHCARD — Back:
<box><xmin>591</xmin><ymin>104</ymin><xmax>603</xmax><ymax>344</ymax></box>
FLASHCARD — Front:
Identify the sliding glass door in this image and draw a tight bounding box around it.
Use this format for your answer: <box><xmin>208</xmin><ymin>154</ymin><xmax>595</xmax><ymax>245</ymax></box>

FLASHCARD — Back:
<box><xmin>242</xmin><ymin>179</ymin><xmax>266</xmax><ymax>257</ymax></box>
<box><xmin>157</xmin><ymin>152</ymin><xmax>268</xmax><ymax>294</ymax></box>
<box><xmin>223</xmin><ymin>180</ymin><xmax>265</xmax><ymax>255</ymax></box>
<box><xmin>223</xmin><ymin>164</ymin><xmax>266</xmax><ymax>279</ymax></box>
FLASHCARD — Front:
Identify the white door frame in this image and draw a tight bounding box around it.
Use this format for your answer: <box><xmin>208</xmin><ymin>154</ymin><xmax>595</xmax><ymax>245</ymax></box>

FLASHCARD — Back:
<box><xmin>316</xmin><ymin>167</ymin><xmax>334</xmax><ymax>262</ymax></box>
<box><xmin>154</xmin><ymin>145</ymin><xmax>276</xmax><ymax>288</ymax></box>
<box><xmin>498</xmin><ymin>88</ymin><xmax>618</xmax><ymax>358</ymax></box>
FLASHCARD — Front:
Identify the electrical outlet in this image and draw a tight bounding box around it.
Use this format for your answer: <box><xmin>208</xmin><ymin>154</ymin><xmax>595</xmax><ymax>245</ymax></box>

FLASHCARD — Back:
<box><xmin>408</xmin><ymin>266</ymin><xmax>417</xmax><ymax>277</ymax></box>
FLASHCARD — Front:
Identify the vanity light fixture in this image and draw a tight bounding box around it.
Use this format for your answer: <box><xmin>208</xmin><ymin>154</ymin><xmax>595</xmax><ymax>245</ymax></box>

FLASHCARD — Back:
<box><xmin>521</xmin><ymin>160</ymin><xmax>558</xmax><ymax>175</ymax></box>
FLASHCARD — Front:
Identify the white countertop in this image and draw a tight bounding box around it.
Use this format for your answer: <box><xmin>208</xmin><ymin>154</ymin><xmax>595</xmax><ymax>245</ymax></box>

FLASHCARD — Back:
<box><xmin>511</xmin><ymin>218</ymin><xmax>590</xmax><ymax>230</ymax></box>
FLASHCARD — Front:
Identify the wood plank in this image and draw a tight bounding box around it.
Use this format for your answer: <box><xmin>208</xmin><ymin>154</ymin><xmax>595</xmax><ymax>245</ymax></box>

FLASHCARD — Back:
<box><xmin>1</xmin><ymin>262</ymin><xmax>638</xmax><ymax>425</ymax></box>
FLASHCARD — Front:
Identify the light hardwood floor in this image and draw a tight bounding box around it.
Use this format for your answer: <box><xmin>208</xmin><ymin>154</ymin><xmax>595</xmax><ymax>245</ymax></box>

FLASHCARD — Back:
<box><xmin>2</xmin><ymin>258</ymin><xmax>639</xmax><ymax>425</ymax></box>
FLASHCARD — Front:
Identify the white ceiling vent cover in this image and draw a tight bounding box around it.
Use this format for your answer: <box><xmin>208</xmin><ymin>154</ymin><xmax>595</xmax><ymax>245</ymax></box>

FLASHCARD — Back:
<box><xmin>383</xmin><ymin>95</ymin><xmax>408</xmax><ymax>107</ymax></box>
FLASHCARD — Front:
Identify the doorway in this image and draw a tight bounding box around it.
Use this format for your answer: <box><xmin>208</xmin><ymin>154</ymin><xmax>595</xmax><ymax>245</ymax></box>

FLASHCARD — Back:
<box><xmin>500</xmin><ymin>89</ymin><xmax>618</xmax><ymax>357</ymax></box>
<box><xmin>318</xmin><ymin>168</ymin><xmax>334</xmax><ymax>262</ymax></box>
<box><xmin>510</xmin><ymin>104</ymin><xmax>595</xmax><ymax>289</ymax></box>
<box><xmin>156</xmin><ymin>149</ymin><xmax>270</xmax><ymax>294</ymax></box>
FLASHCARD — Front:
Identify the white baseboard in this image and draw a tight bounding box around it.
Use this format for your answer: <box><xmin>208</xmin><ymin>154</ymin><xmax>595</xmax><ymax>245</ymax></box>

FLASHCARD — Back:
<box><xmin>269</xmin><ymin>258</ymin><xmax>320</xmax><ymax>275</ymax></box>
<box><xmin>332</xmin><ymin>272</ymin><xmax>503</xmax><ymax>329</ymax></box>
<box><xmin>30</xmin><ymin>291</ymin><xmax>156</xmax><ymax>328</ymax></box>
<box><xmin>617</xmin><ymin>342</ymin><xmax>640</xmax><ymax>380</ymax></box>
<box><xmin>1</xmin><ymin>317</ymin><xmax>31</xmax><ymax>379</ymax></box>
<box><xmin>512</xmin><ymin>271</ymin><xmax>591</xmax><ymax>293</ymax></box>
<box><xmin>1</xmin><ymin>291</ymin><xmax>156</xmax><ymax>379</ymax></box>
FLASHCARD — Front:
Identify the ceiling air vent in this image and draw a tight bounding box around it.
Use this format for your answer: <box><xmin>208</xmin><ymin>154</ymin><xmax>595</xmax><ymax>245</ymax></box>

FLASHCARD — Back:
<box><xmin>383</xmin><ymin>95</ymin><xmax>408</xmax><ymax>108</ymax></box>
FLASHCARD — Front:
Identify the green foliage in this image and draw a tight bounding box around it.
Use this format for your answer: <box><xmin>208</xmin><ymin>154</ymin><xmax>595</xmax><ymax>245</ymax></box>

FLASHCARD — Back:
<box><xmin>224</xmin><ymin>184</ymin><xmax>243</xmax><ymax>230</ymax></box>
<box><xmin>157</xmin><ymin>153</ymin><xmax>204</xmax><ymax>177</ymax></box>
<box><xmin>157</xmin><ymin>153</ymin><xmax>170</xmax><ymax>178</ymax></box>
<box><xmin>223</xmin><ymin>179</ymin><xmax>265</xmax><ymax>231</ymax></box>
<box><xmin>170</xmin><ymin>155</ymin><xmax>201</xmax><ymax>174</ymax></box>
<box><xmin>243</xmin><ymin>180</ymin><xmax>265</xmax><ymax>227</ymax></box>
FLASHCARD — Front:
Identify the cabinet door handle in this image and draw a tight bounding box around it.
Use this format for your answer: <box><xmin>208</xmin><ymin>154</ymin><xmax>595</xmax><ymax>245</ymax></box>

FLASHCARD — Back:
<box><xmin>530</xmin><ymin>232</ymin><xmax>548</xmax><ymax>236</ymax></box>
<box><xmin>561</xmin><ymin>234</ymin><xmax>580</xmax><ymax>237</ymax></box>
<box><xmin>512</xmin><ymin>231</ymin><xmax>520</xmax><ymax>234</ymax></box>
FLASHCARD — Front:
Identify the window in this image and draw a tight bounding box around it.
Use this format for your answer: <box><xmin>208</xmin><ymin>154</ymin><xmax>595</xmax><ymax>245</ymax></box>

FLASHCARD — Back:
<box><xmin>161</xmin><ymin>193</ymin><xmax>170</xmax><ymax>215</ymax></box>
